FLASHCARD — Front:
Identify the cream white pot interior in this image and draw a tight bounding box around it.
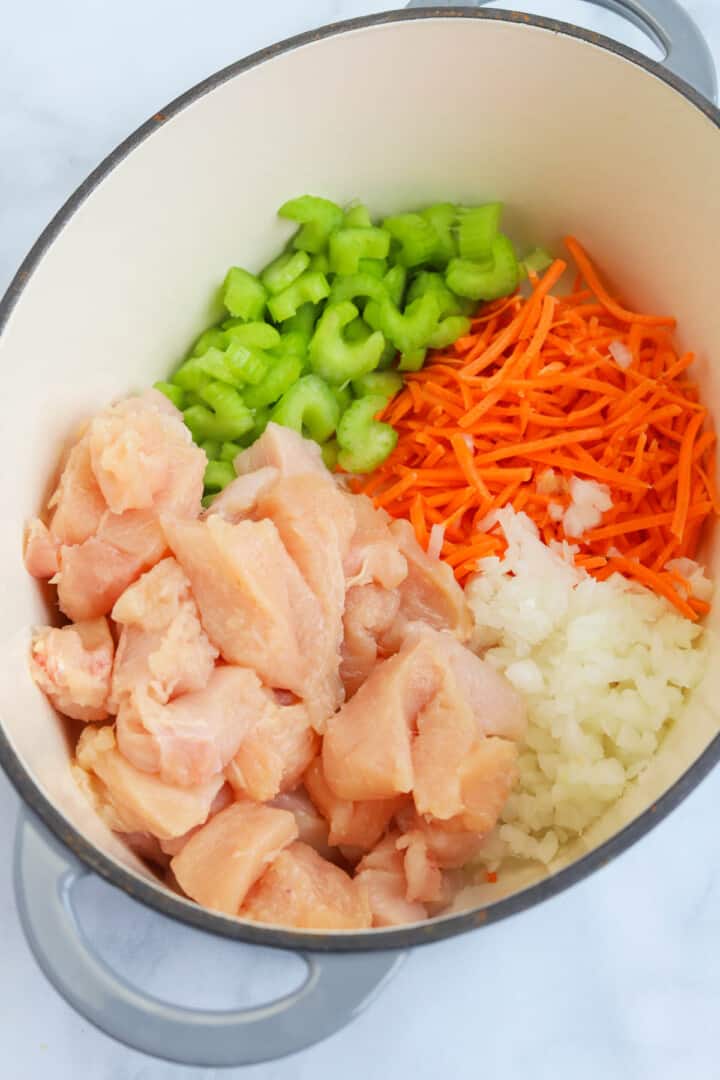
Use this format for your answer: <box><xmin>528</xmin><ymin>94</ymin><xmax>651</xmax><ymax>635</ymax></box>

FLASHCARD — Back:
<box><xmin>1</xmin><ymin>14</ymin><xmax>719</xmax><ymax>914</ymax></box>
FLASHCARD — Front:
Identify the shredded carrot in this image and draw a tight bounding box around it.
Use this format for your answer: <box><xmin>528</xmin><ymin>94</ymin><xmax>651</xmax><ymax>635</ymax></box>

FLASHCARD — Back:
<box><xmin>355</xmin><ymin>240</ymin><xmax>718</xmax><ymax>617</ymax></box>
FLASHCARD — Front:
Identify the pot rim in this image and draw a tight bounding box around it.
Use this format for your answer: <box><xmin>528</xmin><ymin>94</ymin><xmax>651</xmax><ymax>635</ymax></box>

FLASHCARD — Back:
<box><xmin>2</xmin><ymin>6</ymin><xmax>719</xmax><ymax>952</ymax></box>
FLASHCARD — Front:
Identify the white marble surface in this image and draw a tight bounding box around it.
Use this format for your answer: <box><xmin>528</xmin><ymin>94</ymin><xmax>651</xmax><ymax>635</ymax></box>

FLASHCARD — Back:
<box><xmin>2</xmin><ymin>2</ymin><xmax>720</xmax><ymax>1077</ymax></box>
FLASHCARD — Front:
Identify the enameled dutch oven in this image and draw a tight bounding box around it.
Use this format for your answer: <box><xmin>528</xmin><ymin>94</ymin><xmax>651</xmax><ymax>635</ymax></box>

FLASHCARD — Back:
<box><xmin>1</xmin><ymin>1</ymin><xmax>719</xmax><ymax>1066</ymax></box>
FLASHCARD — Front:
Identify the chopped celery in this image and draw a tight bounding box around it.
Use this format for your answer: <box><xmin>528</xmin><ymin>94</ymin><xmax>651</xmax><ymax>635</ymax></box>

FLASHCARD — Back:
<box><xmin>194</xmin><ymin>347</ymin><xmax>236</xmax><ymax>383</ymax></box>
<box><xmin>332</xmin><ymin>384</ymin><xmax>353</xmax><ymax>412</ymax></box>
<box><xmin>171</xmin><ymin>359</ymin><xmax>212</xmax><ymax>392</ymax></box>
<box><xmin>271</xmin><ymin>374</ymin><xmax>340</xmax><ymax>443</ymax></box>
<box><xmin>224</xmin><ymin>340</ymin><xmax>269</xmax><ymax>386</ymax></box>
<box><xmin>219</xmin><ymin>441</ymin><xmax>243</xmax><ymax>463</ymax></box>
<box><xmin>457</xmin><ymin>203</ymin><xmax>503</xmax><ymax>260</ymax></box>
<box><xmin>222</xmin><ymin>267</ymin><xmax>267</xmax><ymax>321</ymax></box>
<box><xmin>522</xmin><ymin>247</ymin><xmax>554</xmax><ymax>275</ymax></box>
<box><xmin>337</xmin><ymin>395</ymin><xmax>398</xmax><ymax>473</ymax></box>
<box><xmin>446</xmin><ymin>235</ymin><xmax>519</xmax><ymax>301</ymax></box>
<box><xmin>261</xmin><ymin>250</ymin><xmax>310</xmax><ymax>295</ymax></box>
<box><xmin>344</xmin><ymin>317</ymin><xmax>372</xmax><ymax>344</ymax></box>
<box><xmin>309</xmin><ymin>252</ymin><xmax>330</xmax><ymax>274</ymax></box>
<box><xmin>242</xmin><ymin>354</ymin><xmax>304</xmax><ymax>409</ymax></box>
<box><xmin>223</xmin><ymin>322</ymin><xmax>281</xmax><ymax>349</ymax></box>
<box><xmin>190</xmin><ymin>327</ymin><xmax>228</xmax><ymax>357</ymax></box>
<box><xmin>383</xmin><ymin>265</ymin><xmax>407</xmax><ymax>307</ymax></box>
<box><xmin>267</xmin><ymin>271</ymin><xmax>330</xmax><ymax>322</ymax></box>
<box><xmin>154</xmin><ymin>381</ymin><xmax>186</xmax><ymax>409</ymax></box>
<box><xmin>420</xmin><ymin>202</ymin><xmax>457</xmax><ymax>267</ymax></box>
<box><xmin>427</xmin><ymin>315</ymin><xmax>471</xmax><ymax>349</ymax></box>
<box><xmin>204</xmin><ymin>460</ymin><xmax>236</xmax><ymax>492</ymax></box>
<box><xmin>200</xmin><ymin>438</ymin><xmax>221</xmax><ymax>460</ymax></box>
<box><xmin>382</xmin><ymin>213</ymin><xmax>438</xmax><ymax>268</ymax></box>
<box><xmin>321</xmin><ymin>439</ymin><xmax>339</xmax><ymax>470</ymax></box>
<box><xmin>398</xmin><ymin>347</ymin><xmax>426</xmax><ymax>372</ymax></box>
<box><xmin>406</xmin><ymin>271</ymin><xmax>465</xmax><ymax>318</ymax></box>
<box><xmin>357</xmin><ymin>258</ymin><xmax>387</xmax><ymax>279</ymax></box>
<box><xmin>330</xmin><ymin>272</ymin><xmax>387</xmax><ymax>305</ymax></box>
<box><xmin>364</xmin><ymin>292</ymin><xmax>440</xmax><ymax>355</ymax></box>
<box><xmin>183</xmin><ymin>404</ymin><xmax>254</xmax><ymax>442</ymax></box>
<box><xmin>279</xmin><ymin>195</ymin><xmax>344</xmax><ymax>254</ymax></box>
<box><xmin>351</xmin><ymin>371</ymin><xmax>403</xmax><ymax>400</ymax></box>
<box><xmin>329</xmin><ymin>227</ymin><xmax>390</xmax><ymax>275</ymax></box>
<box><xmin>198</xmin><ymin>380</ymin><xmax>249</xmax><ymax>420</ymax></box>
<box><xmin>309</xmin><ymin>301</ymin><xmax>386</xmax><ymax>383</ymax></box>
<box><xmin>344</xmin><ymin>203</ymin><xmax>373</xmax><ymax>228</ymax></box>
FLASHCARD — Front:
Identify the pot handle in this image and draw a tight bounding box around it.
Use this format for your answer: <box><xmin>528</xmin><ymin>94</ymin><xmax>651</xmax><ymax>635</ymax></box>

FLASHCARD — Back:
<box><xmin>14</xmin><ymin>810</ymin><xmax>404</xmax><ymax>1067</ymax></box>
<box><xmin>406</xmin><ymin>0</ymin><xmax>718</xmax><ymax>103</ymax></box>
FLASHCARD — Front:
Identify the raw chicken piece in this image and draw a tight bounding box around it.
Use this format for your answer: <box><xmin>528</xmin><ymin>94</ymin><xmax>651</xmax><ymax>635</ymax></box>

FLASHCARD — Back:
<box><xmin>253</xmin><ymin>474</ymin><xmax>355</xmax><ymax>711</ymax></box>
<box><xmin>233</xmin><ymin>422</ymin><xmax>325</xmax><ymax>478</ymax></box>
<box><xmin>163</xmin><ymin>516</ymin><xmax>332</xmax><ymax>724</ymax></box>
<box><xmin>122</xmin><ymin>831</ymin><xmax>171</xmax><ymax>869</ymax></box>
<box><xmin>110</xmin><ymin>558</ymin><xmax>217</xmax><ymax>710</ymax></box>
<box><xmin>204</xmin><ymin>467</ymin><xmax>279</xmax><ymax>522</ymax></box>
<box><xmin>404</xmin><ymin>624</ymin><xmax>527</xmax><ymax>743</ymax></box>
<box><xmin>116</xmin><ymin>666</ymin><xmax>268</xmax><ymax>787</ymax></box>
<box><xmin>30</xmin><ymin>617</ymin><xmax>114</xmax><ymax>722</ymax></box>
<box><xmin>387</xmin><ymin>518</ymin><xmax>472</xmax><ymax>642</ymax></box>
<box><xmin>395</xmin><ymin>806</ymin><xmax>487</xmax><ymax>869</ymax></box>
<box><xmin>340</xmin><ymin>584</ymin><xmax>400</xmax><ymax>697</ymax></box>
<box><xmin>23</xmin><ymin>519</ymin><xmax>59</xmax><ymax>578</ymax></box>
<box><xmin>75</xmin><ymin>725</ymin><xmax>223</xmax><ymax>839</ymax></box>
<box><xmin>343</xmin><ymin>494</ymin><xmax>408</xmax><ymax>590</ymax></box>
<box><xmin>241</xmin><ymin>842</ymin><xmax>371</xmax><ymax>930</ymax></box>
<box><xmin>355</xmin><ymin>834</ymin><xmax>428</xmax><ymax>926</ymax></box>
<box><xmin>56</xmin><ymin>537</ymin><xmax>144</xmax><ymax>623</ymax></box>
<box><xmin>159</xmin><ymin>783</ymin><xmax>235</xmax><ymax>857</ymax></box>
<box><xmin>171</xmin><ymin>801</ymin><xmax>298</xmax><ymax>915</ymax></box>
<box><xmin>396</xmin><ymin>831</ymin><xmax>444</xmax><ymax>904</ymax></box>
<box><xmin>452</xmin><ymin>736</ymin><xmax>519</xmax><ymax>835</ymax></box>
<box><xmin>88</xmin><ymin>392</ymin><xmax>205</xmax><ymax>516</ymax></box>
<box><xmin>411</xmin><ymin>677</ymin><xmax>477</xmax><ymax>822</ymax></box>
<box><xmin>226</xmin><ymin>701</ymin><xmax>318</xmax><ymax>803</ymax></box>
<box><xmin>48</xmin><ymin>433</ymin><xmax>106</xmax><ymax>546</ymax></box>
<box><xmin>269</xmin><ymin>789</ymin><xmax>337</xmax><ymax>862</ymax></box>
<box><xmin>322</xmin><ymin>635</ymin><xmax>443</xmax><ymax>801</ymax></box>
<box><xmin>304</xmin><ymin>758</ymin><xmax>400</xmax><ymax>851</ymax></box>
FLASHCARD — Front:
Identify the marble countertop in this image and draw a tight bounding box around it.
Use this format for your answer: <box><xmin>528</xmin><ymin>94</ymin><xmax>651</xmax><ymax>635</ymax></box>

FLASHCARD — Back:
<box><xmin>2</xmin><ymin>2</ymin><xmax>720</xmax><ymax>1077</ymax></box>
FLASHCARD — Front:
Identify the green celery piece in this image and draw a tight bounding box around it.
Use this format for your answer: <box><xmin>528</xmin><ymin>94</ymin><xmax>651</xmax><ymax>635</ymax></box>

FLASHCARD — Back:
<box><xmin>343</xmin><ymin>203</ymin><xmax>373</xmax><ymax>228</ymax></box>
<box><xmin>332</xmin><ymin>384</ymin><xmax>353</xmax><ymax>412</ymax></box>
<box><xmin>224</xmin><ymin>322</ymin><xmax>281</xmax><ymax>349</ymax></box>
<box><xmin>261</xmin><ymin>250</ymin><xmax>311</xmax><ymax>295</ymax></box>
<box><xmin>351</xmin><ymin>370</ymin><xmax>403</xmax><ymax>401</ymax></box>
<box><xmin>271</xmin><ymin>374</ymin><xmax>340</xmax><ymax>443</ymax></box>
<box><xmin>406</xmin><ymin>271</ymin><xmax>465</xmax><ymax>318</ymax></box>
<box><xmin>357</xmin><ymin>258</ymin><xmax>387</xmax><ymax>279</ymax></box>
<box><xmin>446</xmin><ymin>235</ymin><xmax>519</xmax><ymax>300</ymax></box>
<box><xmin>154</xmin><ymin>381</ymin><xmax>186</xmax><ymax>409</ymax></box>
<box><xmin>364</xmin><ymin>292</ymin><xmax>441</xmax><ymax>354</ymax></box>
<box><xmin>219</xmin><ymin>441</ymin><xmax>243</xmax><ymax>463</ymax></box>
<box><xmin>183</xmin><ymin>404</ymin><xmax>254</xmax><ymax>442</ymax></box>
<box><xmin>171</xmin><ymin>358</ymin><xmax>212</xmax><ymax>392</ymax></box>
<box><xmin>224</xmin><ymin>339</ymin><xmax>269</xmax><ymax>386</ymax></box>
<box><xmin>222</xmin><ymin>267</ymin><xmax>267</xmax><ymax>321</ymax></box>
<box><xmin>201</xmin><ymin>492</ymin><xmax>217</xmax><ymax>510</ymax></box>
<box><xmin>204</xmin><ymin>460</ymin><xmax>236</xmax><ymax>492</ymax></box>
<box><xmin>427</xmin><ymin>315</ymin><xmax>472</xmax><ymax>349</ymax></box>
<box><xmin>522</xmin><ymin>247</ymin><xmax>554</xmax><ymax>275</ymax></box>
<box><xmin>267</xmin><ymin>271</ymin><xmax>330</xmax><ymax>322</ymax></box>
<box><xmin>457</xmin><ymin>203</ymin><xmax>503</xmax><ymax>260</ymax></box>
<box><xmin>344</xmin><ymin>317</ymin><xmax>372</xmax><ymax>344</ymax></box>
<box><xmin>321</xmin><ymin>439</ymin><xmax>339</xmax><ymax>470</ymax></box>
<box><xmin>337</xmin><ymin>395</ymin><xmax>398</xmax><ymax>473</ymax></box>
<box><xmin>194</xmin><ymin>346</ymin><xmax>238</xmax><ymax>383</ymax></box>
<box><xmin>242</xmin><ymin>354</ymin><xmax>304</xmax><ymax>409</ymax></box>
<box><xmin>309</xmin><ymin>252</ymin><xmax>330</xmax><ymax>274</ymax></box>
<box><xmin>250</xmin><ymin>406</ymin><xmax>271</xmax><ymax>441</ymax></box>
<box><xmin>382</xmin><ymin>213</ymin><xmax>438</xmax><ymax>268</ymax></box>
<box><xmin>200</xmin><ymin>438</ymin><xmax>221</xmax><ymax>460</ymax></box>
<box><xmin>198</xmin><ymin>380</ymin><xmax>250</xmax><ymax>420</ymax></box>
<box><xmin>330</xmin><ymin>272</ymin><xmax>387</xmax><ymax>305</ymax></box>
<box><xmin>279</xmin><ymin>195</ymin><xmax>344</xmax><ymax>254</ymax></box>
<box><xmin>309</xmin><ymin>300</ymin><xmax>386</xmax><ymax>384</ymax></box>
<box><xmin>420</xmin><ymin>202</ymin><xmax>457</xmax><ymax>267</ymax></box>
<box><xmin>382</xmin><ymin>265</ymin><xmax>407</xmax><ymax>307</ymax></box>
<box><xmin>398</xmin><ymin>347</ymin><xmax>426</xmax><ymax>372</ymax></box>
<box><xmin>375</xmin><ymin>338</ymin><xmax>399</xmax><ymax>370</ymax></box>
<box><xmin>190</xmin><ymin>327</ymin><xmax>228</xmax><ymax>357</ymax></box>
<box><xmin>329</xmin><ymin>227</ymin><xmax>390</xmax><ymax>275</ymax></box>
